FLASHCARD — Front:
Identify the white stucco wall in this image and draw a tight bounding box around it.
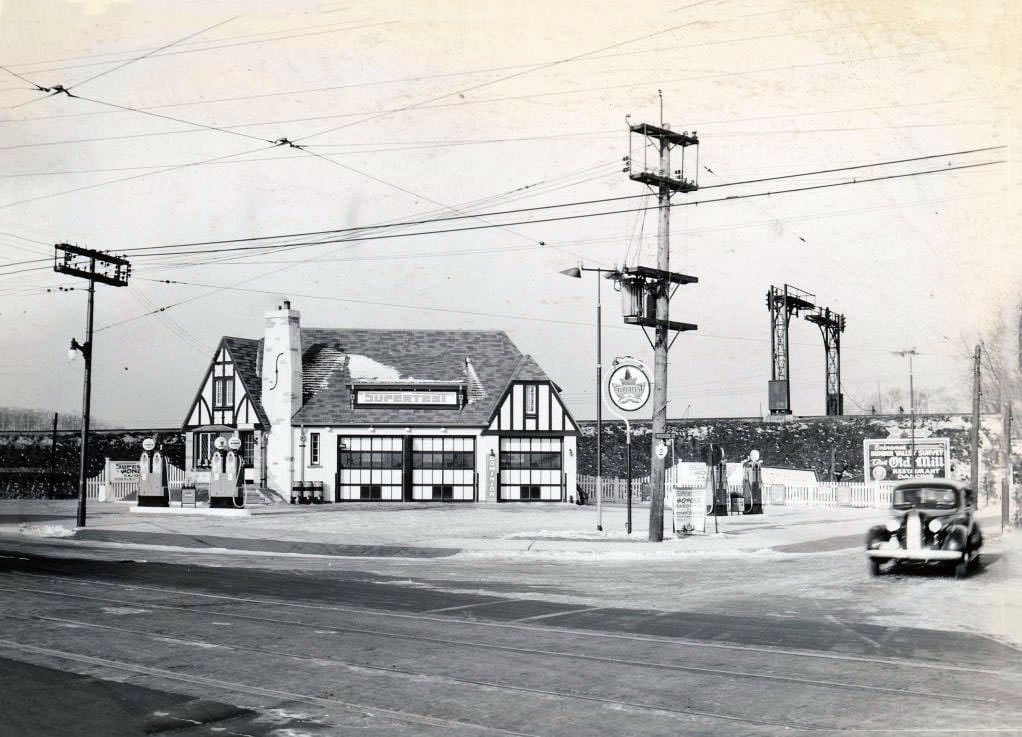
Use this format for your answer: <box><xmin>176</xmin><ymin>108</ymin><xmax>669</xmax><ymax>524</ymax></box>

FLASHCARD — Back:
<box><xmin>261</xmin><ymin>305</ymin><xmax>302</xmax><ymax>495</ymax></box>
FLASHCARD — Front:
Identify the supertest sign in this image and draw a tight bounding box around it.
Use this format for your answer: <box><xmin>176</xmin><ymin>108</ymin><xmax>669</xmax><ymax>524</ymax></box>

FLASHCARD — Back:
<box><xmin>864</xmin><ymin>437</ymin><xmax>950</xmax><ymax>481</ymax></box>
<box><xmin>355</xmin><ymin>388</ymin><xmax>460</xmax><ymax>407</ymax></box>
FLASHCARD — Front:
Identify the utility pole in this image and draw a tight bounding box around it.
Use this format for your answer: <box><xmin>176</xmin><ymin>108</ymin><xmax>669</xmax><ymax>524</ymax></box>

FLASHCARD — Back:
<box><xmin>54</xmin><ymin>244</ymin><xmax>131</xmax><ymax>527</ymax></box>
<box><xmin>624</xmin><ymin>107</ymin><xmax>699</xmax><ymax>542</ymax></box>
<box><xmin>48</xmin><ymin>412</ymin><xmax>58</xmax><ymax>500</ymax></box>
<box><xmin>971</xmin><ymin>344</ymin><xmax>981</xmax><ymax>495</ymax></box>
<box><xmin>892</xmin><ymin>349</ymin><xmax>918</xmax><ymax>475</ymax></box>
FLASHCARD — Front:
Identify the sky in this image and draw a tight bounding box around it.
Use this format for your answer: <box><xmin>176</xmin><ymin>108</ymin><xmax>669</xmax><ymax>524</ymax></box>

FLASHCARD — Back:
<box><xmin>0</xmin><ymin>0</ymin><xmax>1018</xmax><ymax>427</ymax></box>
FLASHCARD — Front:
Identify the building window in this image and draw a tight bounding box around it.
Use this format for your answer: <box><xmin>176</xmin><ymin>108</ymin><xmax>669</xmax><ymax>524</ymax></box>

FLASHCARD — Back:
<box><xmin>499</xmin><ymin>437</ymin><xmax>562</xmax><ymax>501</ymax></box>
<box><xmin>411</xmin><ymin>436</ymin><xmax>475</xmax><ymax>501</ymax></box>
<box><xmin>310</xmin><ymin>432</ymin><xmax>320</xmax><ymax>466</ymax></box>
<box><xmin>336</xmin><ymin>436</ymin><xmax>403</xmax><ymax>501</ymax></box>
<box><xmin>524</xmin><ymin>384</ymin><xmax>538</xmax><ymax>416</ymax></box>
<box><xmin>193</xmin><ymin>432</ymin><xmax>216</xmax><ymax>469</ymax></box>
<box><xmin>213</xmin><ymin>377</ymin><xmax>233</xmax><ymax>409</ymax></box>
<box><xmin>239</xmin><ymin>431</ymin><xmax>255</xmax><ymax>467</ymax></box>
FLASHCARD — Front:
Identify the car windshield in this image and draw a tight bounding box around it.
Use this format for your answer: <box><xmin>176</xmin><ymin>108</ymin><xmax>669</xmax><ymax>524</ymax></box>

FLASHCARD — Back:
<box><xmin>892</xmin><ymin>486</ymin><xmax>959</xmax><ymax>510</ymax></box>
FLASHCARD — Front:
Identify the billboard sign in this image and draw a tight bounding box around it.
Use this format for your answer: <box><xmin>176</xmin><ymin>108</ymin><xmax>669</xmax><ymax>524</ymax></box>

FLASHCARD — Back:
<box><xmin>108</xmin><ymin>460</ymin><xmax>140</xmax><ymax>483</ymax></box>
<box><xmin>673</xmin><ymin>485</ymin><xmax>706</xmax><ymax>534</ymax></box>
<box><xmin>864</xmin><ymin>437</ymin><xmax>950</xmax><ymax>482</ymax></box>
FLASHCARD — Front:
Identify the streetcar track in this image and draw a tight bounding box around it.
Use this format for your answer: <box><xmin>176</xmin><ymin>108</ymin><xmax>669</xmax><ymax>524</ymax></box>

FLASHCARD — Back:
<box><xmin>0</xmin><ymin>638</ymin><xmax>545</xmax><ymax>737</ymax></box>
<box><xmin>0</xmin><ymin>586</ymin><xmax>1002</xmax><ymax>708</ymax></box>
<box><xmin>4</xmin><ymin>613</ymin><xmax>822</xmax><ymax>732</ymax></box>
<box><xmin>3</xmin><ymin>568</ymin><xmax>1019</xmax><ymax>679</ymax></box>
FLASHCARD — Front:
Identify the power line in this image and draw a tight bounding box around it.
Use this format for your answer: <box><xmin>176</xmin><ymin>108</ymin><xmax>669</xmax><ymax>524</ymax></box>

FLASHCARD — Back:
<box><xmin>0</xmin><ymin>143</ymin><xmax>272</xmax><ymax>212</ymax></box>
<box><xmin>119</xmin><ymin>159</ymin><xmax>1002</xmax><ymax>259</ymax></box>
<box><xmin>0</xmin><ymin>17</ymin><xmax>895</xmax><ymax>121</ymax></box>
<box><xmin>72</xmin><ymin>159</ymin><xmax>1003</xmax><ymax>333</ymax></box>
<box><xmin>70</xmin><ymin>16</ymin><xmax>239</xmax><ymax>90</ymax></box>
<box><xmin>0</xmin><ymin>149</ymin><xmax>997</xmax><ymax>273</ymax></box>
<box><xmin>0</xmin><ymin>19</ymin><xmax>394</xmax><ymax>90</ymax></box>
<box><xmin>293</xmin><ymin>4</ymin><xmax>755</xmax><ymax>144</ymax></box>
<box><xmin>0</xmin><ymin>152</ymin><xmax>1003</xmax><ymax>272</ymax></box>
<box><xmin>70</xmin><ymin>94</ymin><xmax>273</xmax><ymax>144</ymax></box>
<box><xmin>109</xmin><ymin>151</ymin><xmax>1004</xmax><ymax>256</ymax></box>
<box><xmin>0</xmin><ymin>91</ymin><xmax>981</xmax><ymax>154</ymax></box>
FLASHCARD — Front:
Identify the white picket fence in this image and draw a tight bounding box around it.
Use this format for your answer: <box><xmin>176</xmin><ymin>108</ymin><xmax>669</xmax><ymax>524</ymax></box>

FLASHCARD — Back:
<box><xmin>577</xmin><ymin>475</ymin><xmax>896</xmax><ymax>509</ymax></box>
<box><xmin>577</xmin><ymin>475</ymin><xmax>650</xmax><ymax>504</ymax></box>
<box><xmin>85</xmin><ymin>463</ymin><xmax>187</xmax><ymax>501</ymax></box>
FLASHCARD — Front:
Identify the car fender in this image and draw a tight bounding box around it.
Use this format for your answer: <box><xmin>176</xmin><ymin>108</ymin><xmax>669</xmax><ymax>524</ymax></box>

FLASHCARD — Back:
<box><xmin>865</xmin><ymin>525</ymin><xmax>890</xmax><ymax>548</ymax></box>
<box><xmin>940</xmin><ymin>524</ymin><xmax>968</xmax><ymax>553</ymax></box>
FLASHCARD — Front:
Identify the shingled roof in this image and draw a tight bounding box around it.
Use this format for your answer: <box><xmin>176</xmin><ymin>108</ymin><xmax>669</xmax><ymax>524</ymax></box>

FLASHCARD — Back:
<box><xmin>221</xmin><ymin>337</ymin><xmax>270</xmax><ymax>428</ymax></box>
<box><xmin>292</xmin><ymin>329</ymin><xmax>543</xmax><ymax>426</ymax></box>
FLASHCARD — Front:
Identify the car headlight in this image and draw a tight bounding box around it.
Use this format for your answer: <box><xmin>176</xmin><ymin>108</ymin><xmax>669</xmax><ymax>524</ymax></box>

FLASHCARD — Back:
<box><xmin>928</xmin><ymin>518</ymin><xmax>945</xmax><ymax>533</ymax></box>
<box><xmin>885</xmin><ymin>519</ymin><xmax>900</xmax><ymax>532</ymax></box>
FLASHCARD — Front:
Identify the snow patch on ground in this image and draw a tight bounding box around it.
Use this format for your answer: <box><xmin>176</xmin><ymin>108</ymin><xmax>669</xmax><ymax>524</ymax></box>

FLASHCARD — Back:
<box><xmin>454</xmin><ymin>545</ymin><xmax>804</xmax><ymax>562</ymax></box>
<box><xmin>153</xmin><ymin>636</ymin><xmax>223</xmax><ymax>649</ymax></box>
<box><xmin>101</xmin><ymin>606</ymin><xmax>150</xmax><ymax>615</ymax></box>
<box><xmin>18</xmin><ymin>523</ymin><xmax>73</xmax><ymax>538</ymax></box>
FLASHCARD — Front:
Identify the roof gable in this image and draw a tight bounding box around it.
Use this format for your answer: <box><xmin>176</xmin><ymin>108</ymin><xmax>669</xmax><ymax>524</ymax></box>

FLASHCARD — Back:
<box><xmin>221</xmin><ymin>337</ymin><xmax>269</xmax><ymax>427</ymax></box>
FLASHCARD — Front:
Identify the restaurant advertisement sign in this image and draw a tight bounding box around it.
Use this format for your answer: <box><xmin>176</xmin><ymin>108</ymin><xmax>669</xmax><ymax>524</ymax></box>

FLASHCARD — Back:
<box><xmin>863</xmin><ymin>437</ymin><xmax>950</xmax><ymax>482</ymax></box>
<box><xmin>673</xmin><ymin>485</ymin><xmax>706</xmax><ymax>534</ymax></box>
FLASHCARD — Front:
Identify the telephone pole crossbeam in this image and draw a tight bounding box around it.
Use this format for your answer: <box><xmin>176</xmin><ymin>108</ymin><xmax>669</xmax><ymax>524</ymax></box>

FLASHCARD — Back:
<box><xmin>54</xmin><ymin>243</ymin><xmax>131</xmax><ymax>528</ymax></box>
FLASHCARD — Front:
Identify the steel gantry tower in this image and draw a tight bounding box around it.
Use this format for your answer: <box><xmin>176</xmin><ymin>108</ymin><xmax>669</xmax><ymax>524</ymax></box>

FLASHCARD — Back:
<box><xmin>806</xmin><ymin>307</ymin><xmax>846</xmax><ymax>415</ymax></box>
<box><xmin>766</xmin><ymin>284</ymin><xmax>847</xmax><ymax>416</ymax></box>
<box><xmin>766</xmin><ymin>284</ymin><xmax>816</xmax><ymax>415</ymax></box>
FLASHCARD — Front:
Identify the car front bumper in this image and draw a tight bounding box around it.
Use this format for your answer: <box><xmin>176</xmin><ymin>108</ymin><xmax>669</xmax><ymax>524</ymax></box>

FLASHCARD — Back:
<box><xmin>866</xmin><ymin>548</ymin><xmax>962</xmax><ymax>561</ymax></box>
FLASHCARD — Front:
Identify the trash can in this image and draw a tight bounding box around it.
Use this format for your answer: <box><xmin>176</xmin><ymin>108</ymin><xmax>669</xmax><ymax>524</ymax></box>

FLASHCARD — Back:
<box><xmin>729</xmin><ymin>492</ymin><xmax>743</xmax><ymax>515</ymax></box>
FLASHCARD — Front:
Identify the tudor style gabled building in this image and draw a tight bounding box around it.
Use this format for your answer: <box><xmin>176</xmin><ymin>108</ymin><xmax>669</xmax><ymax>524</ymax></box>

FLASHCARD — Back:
<box><xmin>182</xmin><ymin>301</ymin><xmax>578</xmax><ymax>502</ymax></box>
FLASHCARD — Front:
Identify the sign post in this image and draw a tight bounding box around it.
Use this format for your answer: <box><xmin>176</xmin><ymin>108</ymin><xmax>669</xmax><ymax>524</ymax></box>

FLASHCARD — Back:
<box><xmin>605</xmin><ymin>356</ymin><xmax>651</xmax><ymax>535</ymax></box>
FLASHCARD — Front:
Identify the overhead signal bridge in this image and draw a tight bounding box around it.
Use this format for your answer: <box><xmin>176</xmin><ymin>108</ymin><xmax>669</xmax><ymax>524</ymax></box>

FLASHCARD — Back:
<box><xmin>766</xmin><ymin>284</ymin><xmax>846</xmax><ymax>416</ymax></box>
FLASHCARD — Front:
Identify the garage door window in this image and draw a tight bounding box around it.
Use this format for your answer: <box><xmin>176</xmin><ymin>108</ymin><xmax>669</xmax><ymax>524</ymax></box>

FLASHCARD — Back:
<box><xmin>499</xmin><ymin>437</ymin><xmax>562</xmax><ymax>501</ymax></box>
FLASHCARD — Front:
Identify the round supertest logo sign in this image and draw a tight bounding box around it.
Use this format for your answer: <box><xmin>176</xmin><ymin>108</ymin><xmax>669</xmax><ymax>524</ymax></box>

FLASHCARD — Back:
<box><xmin>606</xmin><ymin>360</ymin><xmax>651</xmax><ymax>412</ymax></box>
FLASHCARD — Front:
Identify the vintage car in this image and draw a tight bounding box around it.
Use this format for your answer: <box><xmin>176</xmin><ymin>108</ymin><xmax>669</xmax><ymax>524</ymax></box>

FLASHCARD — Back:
<box><xmin>865</xmin><ymin>479</ymin><xmax>982</xmax><ymax>578</ymax></box>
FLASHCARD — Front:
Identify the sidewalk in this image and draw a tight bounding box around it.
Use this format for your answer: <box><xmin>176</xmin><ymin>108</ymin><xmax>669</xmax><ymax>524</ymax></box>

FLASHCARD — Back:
<box><xmin>0</xmin><ymin>498</ymin><xmax>958</xmax><ymax>560</ymax></box>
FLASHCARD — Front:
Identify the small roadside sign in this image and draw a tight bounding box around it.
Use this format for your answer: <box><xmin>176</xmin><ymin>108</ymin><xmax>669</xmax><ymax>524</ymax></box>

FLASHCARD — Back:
<box><xmin>655</xmin><ymin>442</ymin><xmax>669</xmax><ymax>459</ymax></box>
<box><xmin>181</xmin><ymin>487</ymin><xmax>197</xmax><ymax>507</ymax></box>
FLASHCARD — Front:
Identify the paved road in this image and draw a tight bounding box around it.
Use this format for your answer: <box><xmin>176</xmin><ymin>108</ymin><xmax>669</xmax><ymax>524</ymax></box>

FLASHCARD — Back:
<box><xmin>1</xmin><ymin>548</ymin><xmax>1020</xmax><ymax>736</ymax></box>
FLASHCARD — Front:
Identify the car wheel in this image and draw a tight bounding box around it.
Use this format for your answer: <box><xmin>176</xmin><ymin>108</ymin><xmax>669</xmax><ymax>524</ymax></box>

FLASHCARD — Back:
<box><xmin>953</xmin><ymin>558</ymin><xmax>969</xmax><ymax>579</ymax></box>
<box><xmin>869</xmin><ymin>558</ymin><xmax>882</xmax><ymax>577</ymax></box>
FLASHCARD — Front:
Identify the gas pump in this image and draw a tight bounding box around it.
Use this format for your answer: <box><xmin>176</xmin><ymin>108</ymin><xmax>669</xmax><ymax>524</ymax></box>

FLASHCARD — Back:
<box><xmin>138</xmin><ymin>437</ymin><xmax>169</xmax><ymax>507</ymax></box>
<box><xmin>707</xmin><ymin>444</ymin><xmax>728</xmax><ymax>516</ymax></box>
<box><xmin>743</xmin><ymin>449</ymin><xmax>764</xmax><ymax>514</ymax></box>
<box><xmin>209</xmin><ymin>436</ymin><xmax>245</xmax><ymax>508</ymax></box>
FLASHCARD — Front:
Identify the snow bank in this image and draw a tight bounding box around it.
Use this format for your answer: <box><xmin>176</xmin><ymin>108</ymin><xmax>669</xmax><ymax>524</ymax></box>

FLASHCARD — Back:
<box><xmin>18</xmin><ymin>523</ymin><xmax>74</xmax><ymax>538</ymax></box>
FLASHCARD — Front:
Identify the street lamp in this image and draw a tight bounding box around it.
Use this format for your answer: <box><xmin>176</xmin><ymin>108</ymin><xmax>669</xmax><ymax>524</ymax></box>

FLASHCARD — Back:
<box><xmin>893</xmin><ymin>349</ymin><xmax>918</xmax><ymax>476</ymax></box>
<box><xmin>560</xmin><ymin>264</ymin><xmax>620</xmax><ymax>531</ymax></box>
